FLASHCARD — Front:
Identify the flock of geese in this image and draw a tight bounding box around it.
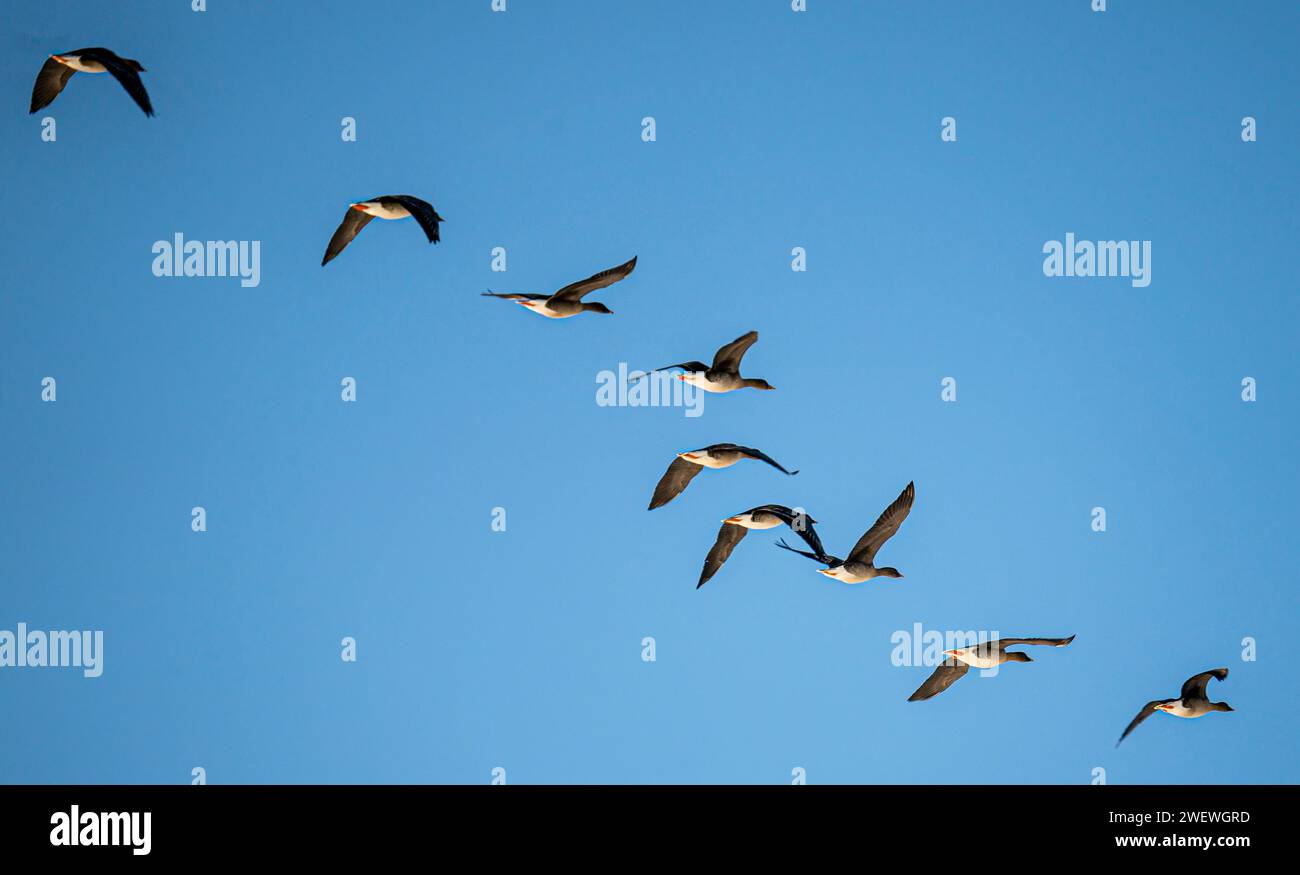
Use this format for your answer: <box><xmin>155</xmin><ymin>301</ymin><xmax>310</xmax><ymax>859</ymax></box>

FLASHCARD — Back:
<box><xmin>29</xmin><ymin>46</ymin><xmax>1237</xmax><ymax>751</ymax></box>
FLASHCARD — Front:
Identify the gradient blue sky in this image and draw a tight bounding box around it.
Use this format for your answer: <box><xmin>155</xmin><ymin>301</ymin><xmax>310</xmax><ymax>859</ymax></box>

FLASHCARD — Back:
<box><xmin>2</xmin><ymin>0</ymin><xmax>1296</xmax><ymax>784</ymax></box>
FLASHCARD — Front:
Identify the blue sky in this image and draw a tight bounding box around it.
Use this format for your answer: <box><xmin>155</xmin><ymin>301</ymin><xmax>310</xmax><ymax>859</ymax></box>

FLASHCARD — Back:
<box><xmin>1</xmin><ymin>0</ymin><xmax>1296</xmax><ymax>784</ymax></box>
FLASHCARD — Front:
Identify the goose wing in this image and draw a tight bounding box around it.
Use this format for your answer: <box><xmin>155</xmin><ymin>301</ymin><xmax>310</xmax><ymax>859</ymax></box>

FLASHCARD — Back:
<box><xmin>711</xmin><ymin>330</ymin><xmax>759</xmax><ymax>372</ymax></box>
<box><xmin>549</xmin><ymin>256</ymin><xmax>637</xmax><ymax>304</ymax></box>
<box><xmin>481</xmin><ymin>291</ymin><xmax>549</xmax><ymax>301</ymax></box>
<box><xmin>1117</xmin><ymin>699</ymin><xmax>1176</xmax><ymax>747</ymax></box>
<box><xmin>907</xmin><ymin>660</ymin><xmax>970</xmax><ymax>702</ymax></box>
<box><xmin>83</xmin><ymin>48</ymin><xmax>153</xmax><ymax>116</ymax></box>
<box><xmin>648</xmin><ymin>457</ymin><xmax>704</xmax><ymax>510</ymax></box>
<box><xmin>734</xmin><ymin>446</ymin><xmax>798</xmax><ymax>476</ymax></box>
<box><xmin>1180</xmin><ymin>668</ymin><xmax>1229</xmax><ymax>702</ymax></box>
<box><xmin>847</xmin><ymin>481</ymin><xmax>915</xmax><ymax>565</ymax></box>
<box><xmin>754</xmin><ymin>505</ymin><xmax>826</xmax><ymax>557</ymax></box>
<box><xmin>774</xmin><ymin>537</ymin><xmax>839</xmax><ymax>566</ymax></box>
<box><xmin>321</xmin><ymin>208</ymin><xmax>376</xmax><ymax>266</ymax></box>
<box><xmin>30</xmin><ymin>56</ymin><xmax>76</xmax><ymax>113</ymax></box>
<box><xmin>385</xmin><ymin>195</ymin><xmax>442</xmax><ymax>243</ymax></box>
<box><xmin>997</xmin><ymin>635</ymin><xmax>1076</xmax><ymax>648</ymax></box>
<box><xmin>697</xmin><ymin>523</ymin><xmax>747</xmax><ymax>588</ymax></box>
<box><xmin>629</xmin><ymin>361</ymin><xmax>710</xmax><ymax>384</ymax></box>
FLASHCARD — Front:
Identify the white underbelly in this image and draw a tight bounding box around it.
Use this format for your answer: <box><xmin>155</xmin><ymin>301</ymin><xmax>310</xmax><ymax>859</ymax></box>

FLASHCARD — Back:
<box><xmin>524</xmin><ymin>303</ymin><xmax>569</xmax><ymax>318</ymax></box>
<box><xmin>680</xmin><ymin>373</ymin><xmax>731</xmax><ymax>393</ymax></box>
<box><xmin>65</xmin><ymin>58</ymin><xmax>107</xmax><ymax>73</ymax></box>
<box><xmin>953</xmin><ymin>651</ymin><xmax>1000</xmax><ymax>669</ymax></box>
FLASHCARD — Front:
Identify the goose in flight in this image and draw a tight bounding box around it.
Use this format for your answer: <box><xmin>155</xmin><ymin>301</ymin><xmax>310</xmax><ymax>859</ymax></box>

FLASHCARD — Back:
<box><xmin>30</xmin><ymin>48</ymin><xmax>153</xmax><ymax>116</ymax></box>
<box><xmin>697</xmin><ymin>505</ymin><xmax>825</xmax><ymax>588</ymax></box>
<box><xmin>632</xmin><ymin>330</ymin><xmax>774</xmax><ymax>392</ymax></box>
<box><xmin>481</xmin><ymin>256</ymin><xmax>637</xmax><ymax>317</ymax></box>
<box><xmin>907</xmin><ymin>635</ymin><xmax>1076</xmax><ymax>701</ymax></box>
<box><xmin>1116</xmin><ymin>668</ymin><xmax>1234</xmax><ymax>747</ymax></box>
<box><xmin>648</xmin><ymin>444</ymin><xmax>798</xmax><ymax>510</ymax></box>
<box><xmin>321</xmin><ymin>195</ymin><xmax>443</xmax><ymax>265</ymax></box>
<box><xmin>776</xmin><ymin>481</ymin><xmax>914</xmax><ymax>582</ymax></box>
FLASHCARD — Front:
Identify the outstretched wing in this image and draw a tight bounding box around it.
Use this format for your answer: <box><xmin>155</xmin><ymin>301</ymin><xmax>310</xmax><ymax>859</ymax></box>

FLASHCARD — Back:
<box><xmin>735</xmin><ymin>446</ymin><xmax>798</xmax><ymax>476</ymax></box>
<box><xmin>697</xmin><ymin>523</ymin><xmax>747</xmax><ymax>588</ymax></box>
<box><xmin>30</xmin><ymin>56</ymin><xmax>76</xmax><ymax>113</ymax></box>
<box><xmin>321</xmin><ymin>209</ymin><xmax>375</xmax><ymax>265</ymax></box>
<box><xmin>549</xmin><ymin>256</ymin><xmax>638</xmax><ymax>304</ymax></box>
<box><xmin>386</xmin><ymin>195</ymin><xmax>441</xmax><ymax>243</ymax></box>
<box><xmin>83</xmin><ymin>49</ymin><xmax>153</xmax><ymax>116</ymax></box>
<box><xmin>774</xmin><ymin>537</ymin><xmax>839</xmax><ymax>566</ymax></box>
<box><xmin>848</xmin><ymin>481</ymin><xmax>915</xmax><ymax>564</ymax></box>
<box><xmin>907</xmin><ymin>660</ymin><xmax>970</xmax><ymax>702</ymax></box>
<box><xmin>998</xmin><ymin>635</ymin><xmax>1076</xmax><ymax>648</ymax></box>
<box><xmin>1180</xmin><ymin>668</ymin><xmax>1229</xmax><ymax>702</ymax></box>
<box><xmin>1117</xmin><ymin>699</ymin><xmax>1175</xmax><ymax>747</ymax></box>
<box><xmin>757</xmin><ymin>506</ymin><xmax>827</xmax><ymax>558</ymax></box>
<box><xmin>628</xmin><ymin>361</ymin><xmax>710</xmax><ymax>384</ymax></box>
<box><xmin>711</xmin><ymin>330</ymin><xmax>759</xmax><ymax>372</ymax></box>
<box><xmin>648</xmin><ymin>457</ymin><xmax>704</xmax><ymax>510</ymax></box>
<box><xmin>481</xmin><ymin>291</ymin><xmax>549</xmax><ymax>301</ymax></box>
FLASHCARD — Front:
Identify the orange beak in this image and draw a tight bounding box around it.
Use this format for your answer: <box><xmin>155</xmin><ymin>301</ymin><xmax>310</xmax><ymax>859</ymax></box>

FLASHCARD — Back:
<box><xmin>723</xmin><ymin>516</ymin><xmax>742</xmax><ymax>525</ymax></box>
<box><xmin>350</xmin><ymin>203</ymin><xmax>366</xmax><ymax>212</ymax></box>
<box><xmin>519</xmin><ymin>301</ymin><xmax>535</xmax><ymax>306</ymax></box>
<box><xmin>676</xmin><ymin>374</ymin><xmax>685</xmax><ymax>381</ymax></box>
<box><xmin>679</xmin><ymin>452</ymin><xmax>698</xmax><ymax>460</ymax></box>
<box><xmin>943</xmin><ymin>650</ymin><xmax>958</xmax><ymax>657</ymax></box>
<box><xmin>817</xmin><ymin>568</ymin><xmax>833</xmax><ymax>576</ymax></box>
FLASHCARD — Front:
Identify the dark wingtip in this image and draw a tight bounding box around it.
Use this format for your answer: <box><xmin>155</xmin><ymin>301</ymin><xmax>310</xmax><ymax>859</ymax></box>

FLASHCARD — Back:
<box><xmin>788</xmin><ymin>469</ymin><xmax>799</xmax><ymax>476</ymax></box>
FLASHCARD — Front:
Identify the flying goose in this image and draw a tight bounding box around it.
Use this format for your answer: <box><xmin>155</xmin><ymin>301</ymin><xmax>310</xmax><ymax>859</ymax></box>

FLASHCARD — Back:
<box><xmin>632</xmin><ymin>330</ymin><xmax>774</xmax><ymax>392</ymax></box>
<box><xmin>697</xmin><ymin>505</ymin><xmax>825</xmax><ymax>588</ymax></box>
<box><xmin>907</xmin><ymin>635</ymin><xmax>1076</xmax><ymax>701</ymax></box>
<box><xmin>1116</xmin><ymin>668</ymin><xmax>1234</xmax><ymax>747</ymax></box>
<box><xmin>321</xmin><ymin>195</ymin><xmax>443</xmax><ymax>265</ymax></box>
<box><xmin>481</xmin><ymin>256</ymin><xmax>637</xmax><ymax>318</ymax></box>
<box><xmin>648</xmin><ymin>444</ymin><xmax>798</xmax><ymax>510</ymax></box>
<box><xmin>30</xmin><ymin>48</ymin><xmax>153</xmax><ymax>116</ymax></box>
<box><xmin>776</xmin><ymin>481</ymin><xmax>914</xmax><ymax>582</ymax></box>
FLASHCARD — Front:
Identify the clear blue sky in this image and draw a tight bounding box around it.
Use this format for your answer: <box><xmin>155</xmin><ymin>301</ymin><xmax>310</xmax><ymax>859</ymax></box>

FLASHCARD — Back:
<box><xmin>1</xmin><ymin>0</ymin><xmax>1296</xmax><ymax>784</ymax></box>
